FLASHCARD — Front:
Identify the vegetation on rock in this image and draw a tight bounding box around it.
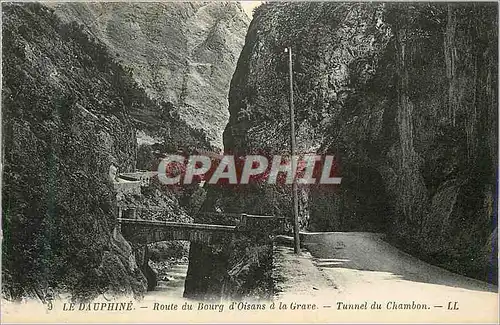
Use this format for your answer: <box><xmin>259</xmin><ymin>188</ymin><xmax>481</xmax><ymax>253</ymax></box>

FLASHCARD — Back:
<box><xmin>2</xmin><ymin>3</ymin><xmax>145</xmax><ymax>301</ymax></box>
<box><xmin>51</xmin><ymin>2</ymin><xmax>250</xmax><ymax>150</ymax></box>
<box><xmin>221</xmin><ymin>2</ymin><xmax>498</xmax><ymax>283</ymax></box>
<box><xmin>1</xmin><ymin>2</ymin><xmax>220</xmax><ymax>301</ymax></box>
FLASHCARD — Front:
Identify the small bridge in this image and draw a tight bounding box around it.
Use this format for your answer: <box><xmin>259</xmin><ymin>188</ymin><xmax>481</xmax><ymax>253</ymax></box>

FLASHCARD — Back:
<box><xmin>118</xmin><ymin>218</ymin><xmax>236</xmax><ymax>244</ymax></box>
<box><xmin>118</xmin><ymin>213</ymin><xmax>284</xmax><ymax>245</ymax></box>
<box><xmin>112</xmin><ymin>168</ymin><xmax>284</xmax><ymax>244</ymax></box>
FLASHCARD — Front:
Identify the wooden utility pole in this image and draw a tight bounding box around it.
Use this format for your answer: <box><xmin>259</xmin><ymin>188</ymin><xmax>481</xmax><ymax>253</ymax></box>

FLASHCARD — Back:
<box><xmin>286</xmin><ymin>46</ymin><xmax>300</xmax><ymax>254</ymax></box>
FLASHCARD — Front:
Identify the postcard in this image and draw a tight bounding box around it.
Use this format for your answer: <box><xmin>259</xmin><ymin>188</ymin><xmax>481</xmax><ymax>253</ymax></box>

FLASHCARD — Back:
<box><xmin>1</xmin><ymin>1</ymin><xmax>498</xmax><ymax>323</ymax></box>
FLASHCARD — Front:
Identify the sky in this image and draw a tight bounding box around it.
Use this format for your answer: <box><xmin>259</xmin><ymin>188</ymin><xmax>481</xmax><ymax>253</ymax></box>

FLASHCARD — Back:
<box><xmin>239</xmin><ymin>1</ymin><xmax>263</xmax><ymax>18</ymax></box>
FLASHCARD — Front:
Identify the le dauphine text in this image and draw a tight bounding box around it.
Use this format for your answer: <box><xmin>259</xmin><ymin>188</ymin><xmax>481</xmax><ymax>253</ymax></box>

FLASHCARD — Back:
<box><xmin>61</xmin><ymin>301</ymin><xmax>318</xmax><ymax>312</ymax></box>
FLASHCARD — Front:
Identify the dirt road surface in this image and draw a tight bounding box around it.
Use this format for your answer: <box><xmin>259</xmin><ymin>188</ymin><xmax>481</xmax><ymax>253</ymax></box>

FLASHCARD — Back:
<box><xmin>273</xmin><ymin>231</ymin><xmax>498</xmax><ymax>323</ymax></box>
<box><xmin>3</xmin><ymin>233</ymin><xmax>497</xmax><ymax>323</ymax></box>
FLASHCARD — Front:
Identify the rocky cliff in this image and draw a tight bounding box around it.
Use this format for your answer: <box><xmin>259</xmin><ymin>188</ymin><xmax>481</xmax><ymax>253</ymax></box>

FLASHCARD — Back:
<box><xmin>2</xmin><ymin>2</ymin><xmax>251</xmax><ymax>301</ymax></box>
<box><xmin>2</xmin><ymin>3</ymin><xmax>148</xmax><ymax>301</ymax></box>
<box><xmin>221</xmin><ymin>2</ymin><xmax>498</xmax><ymax>283</ymax></box>
<box><xmin>51</xmin><ymin>2</ymin><xmax>249</xmax><ymax>150</ymax></box>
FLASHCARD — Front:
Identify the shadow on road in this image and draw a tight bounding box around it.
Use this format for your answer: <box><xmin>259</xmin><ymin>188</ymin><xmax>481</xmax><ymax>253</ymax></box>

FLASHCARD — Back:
<box><xmin>300</xmin><ymin>232</ymin><xmax>497</xmax><ymax>294</ymax></box>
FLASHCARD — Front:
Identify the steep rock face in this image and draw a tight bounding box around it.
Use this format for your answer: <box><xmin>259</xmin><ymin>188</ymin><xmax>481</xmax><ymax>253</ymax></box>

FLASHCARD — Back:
<box><xmin>380</xmin><ymin>3</ymin><xmax>498</xmax><ymax>282</ymax></box>
<box><xmin>183</xmin><ymin>210</ymin><xmax>275</xmax><ymax>301</ymax></box>
<box><xmin>225</xmin><ymin>3</ymin><xmax>391</xmax><ymax>155</ymax></box>
<box><xmin>2</xmin><ymin>2</ymin><xmax>251</xmax><ymax>302</ymax></box>
<box><xmin>2</xmin><ymin>3</ymin><xmax>154</xmax><ymax>301</ymax></box>
<box><xmin>223</xmin><ymin>2</ymin><xmax>497</xmax><ymax>282</ymax></box>
<box><xmin>51</xmin><ymin>2</ymin><xmax>250</xmax><ymax>150</ymax></box>
<box><xmin>183</xmin><ymin>3</ymin><xmax>388</xmax><ymax>299</ymax></box>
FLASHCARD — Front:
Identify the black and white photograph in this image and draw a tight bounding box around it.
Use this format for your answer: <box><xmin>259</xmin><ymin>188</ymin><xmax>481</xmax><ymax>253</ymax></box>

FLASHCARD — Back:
<box><xmin>1</xmin><ymin>1</ymin><xmax>498</xmax><ymax>323</ymax></box>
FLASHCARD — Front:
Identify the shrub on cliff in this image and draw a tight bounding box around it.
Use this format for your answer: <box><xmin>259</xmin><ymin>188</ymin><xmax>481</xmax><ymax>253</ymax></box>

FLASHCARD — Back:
<box><xmin>1</xmin><ymin>3</ymin><xmax>155</xmax><ymax>300</ymax></box>
<box><xmin>223</xmin><ymin>2</ymin><xmax>497</xmax><ymax>283</ymax></box>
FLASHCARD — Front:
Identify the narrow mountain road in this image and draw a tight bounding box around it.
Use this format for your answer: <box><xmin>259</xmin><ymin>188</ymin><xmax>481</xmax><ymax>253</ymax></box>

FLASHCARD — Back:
<box><xmin>274</xmin><ymin>232</ymin><xmax>498</xmax><ymax>323</ymax></box>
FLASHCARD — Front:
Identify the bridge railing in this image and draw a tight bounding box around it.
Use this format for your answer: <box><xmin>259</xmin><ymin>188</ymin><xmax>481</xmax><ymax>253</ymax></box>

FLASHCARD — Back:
<box><xmin>117</xmin><ymin>218</ymin><xmax>236</xmax><ymax>231</ymax></box>
<box><xmin>116</xmin><ymin>211</ymin><xmax>286</xmax><ymax>234</ymax></box>
<box><xmin>118</xmin><ymin>171</ymin><xmax>158</xmax><ymax>187</ymax></box>
<box><xmin>117</xmin><ymin>218</ymin><xmax>237</xmax><ymax>244</ymax></box>
<box><xmin>195</xmin><ymin>212</ymin><xmax>286</xmax><ymax>233</ymax></box>
<box><xmin>116</xmin><ymin>206</ymin><xmax>286</xmax><ymax>236</ymax></box>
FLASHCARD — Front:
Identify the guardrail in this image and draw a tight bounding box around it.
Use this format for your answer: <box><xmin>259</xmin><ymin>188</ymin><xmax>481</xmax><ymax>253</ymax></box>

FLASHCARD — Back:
<box><xmin>196</xmin><ymin>211</ymin><xmax>285</xmax><ymax>219</ymax></box>
<box><xmin>117</xmin><ymin>211</ymin><xmax>285</xmax><ymax>236</ymax></box>
<box><xmin>118</xmin><ymin>171</ymin><xmax>158</xmax><ymax>187</ymax></box>
<box><xmin>118</xmin><ymin>218</ymin><xmax>237</xmax><ymax>232</ymax></box>
<box><xmin>195</xmin><ymin>212</ymin><xmax>285</xmax><ymax>233</ymax></box>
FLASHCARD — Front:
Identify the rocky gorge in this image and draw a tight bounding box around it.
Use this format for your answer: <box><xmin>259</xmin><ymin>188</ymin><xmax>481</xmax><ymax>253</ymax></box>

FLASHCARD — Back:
<box><xmin>2</xmin><ymin>2</ymin><xmax>250</xmax><ymax>302</ymax></box>
<box><xmin>219</xmin><ymin>2</ymin><xmax>498</xmax><ymax>283</ymax></box>
<box><xmin>51</xmin><ymin>1</ymin><xmax>250</xmax><ymax>150</ymax></box>
<box><xmin>1</xmin><ymin>0</ymin><xmax>497</xmax><ymax>306</ymax></box>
